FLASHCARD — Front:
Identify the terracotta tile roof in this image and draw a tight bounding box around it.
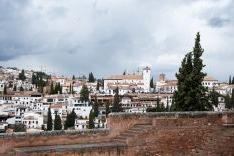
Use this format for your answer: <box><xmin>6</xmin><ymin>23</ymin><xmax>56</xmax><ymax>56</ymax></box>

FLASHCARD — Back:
<box><xmin>50</xmin><ymin>104</ymin><xmax>63</xmax><ymax>109</ymax></box>
<box><xmin>104</xmin><ymin>74</ymin><xmax>143</xmax><ymax>80</ymax></box>
<box><xmin>24</xmin><ymin>116</ymin><xmax>37</xmax><ymax>120</ymax></box>
<box><xmin>162</xmin><ymin>80</ymin><xmax>178</xmax><ymax>86</ymax></box>
<box><xmin>203</xmin><ymin>76</ymin><xmax>217</xmax><ymax>81</ymax></box>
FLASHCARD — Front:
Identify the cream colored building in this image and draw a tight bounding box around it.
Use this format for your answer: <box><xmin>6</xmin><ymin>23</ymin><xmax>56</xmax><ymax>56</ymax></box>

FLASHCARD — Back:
<box><xmin>103</xmin><ymin>66</ymin><xmax>151</xmax><ymax>95</ymax></box>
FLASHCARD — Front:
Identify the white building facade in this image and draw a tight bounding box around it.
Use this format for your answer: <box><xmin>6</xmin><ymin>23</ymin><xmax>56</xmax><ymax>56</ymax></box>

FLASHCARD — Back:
<box><xmin>103</xmin><ymin>66</ymin><xmax>151</xmax><ymax>95</ymax></box>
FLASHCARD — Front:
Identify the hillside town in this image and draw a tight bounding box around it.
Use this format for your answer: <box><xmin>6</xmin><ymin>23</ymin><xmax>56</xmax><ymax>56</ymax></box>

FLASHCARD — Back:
<box><xmin>0</xmin><ymin>65</ymin><xmax>233</xmax><ymax>133</ymax></box>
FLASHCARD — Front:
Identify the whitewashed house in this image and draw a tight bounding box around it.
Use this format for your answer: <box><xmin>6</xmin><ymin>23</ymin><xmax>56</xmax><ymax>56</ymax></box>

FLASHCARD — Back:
<box><xmin>23</xmin><ymin>112</ymin><xmax>43</xmax><ymax>129</ymax></box>
<box><xmin>68</xmin><ymin>100</ymin><xmax>92</xmax><ymax>119</ymax></box>
<box><xmin>202</xmin><ymin>76</ymin><xmax>219</xmax><ymax>89</ymax></box>
<box><xmin>74</xmin><ymin>119</ymin><xmax>88</xmax><ymax>130</ymax></box>
<box><xmin>213</xmin><ymin>97</ymin><xmax>226</xmax><ymax>112</ymax></box>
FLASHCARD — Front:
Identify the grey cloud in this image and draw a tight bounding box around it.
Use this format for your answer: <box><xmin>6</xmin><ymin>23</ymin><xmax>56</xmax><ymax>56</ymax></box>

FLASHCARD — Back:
<box><xmin>0</xmin><ymin>0</ymin><xmax>233</xmax><ymax>81</ymax></box>
<box><xmin>208</xmin><ymin>17</ymin><xmax>230</xmax><ymax>28</ymax></box>
<box><xmin>47</xmin><ymin>6</ymin><xmax>67</xmax><ymax>19</ymax></box>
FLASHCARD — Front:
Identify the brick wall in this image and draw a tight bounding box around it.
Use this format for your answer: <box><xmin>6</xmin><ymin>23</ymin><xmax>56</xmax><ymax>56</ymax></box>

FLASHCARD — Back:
<box><xmin>0</xmin><ymin>111</ymin><xmax>234</xmax><ymax>155</ymax></box>
<box><xmin>108</xmin><ymin>112</ymin><xmax>234</xmax><ymax>156</ymax></box>
<box><xmin>0</xmin><ymin>129</ymin><xmax>111</xmax><ymax>154</ymax></box>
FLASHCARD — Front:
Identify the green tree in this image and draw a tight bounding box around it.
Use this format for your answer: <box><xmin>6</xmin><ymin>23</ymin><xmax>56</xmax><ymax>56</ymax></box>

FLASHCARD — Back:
<box><xmin>172</xmin><ymin>32</ymin><xmax>211</xmax><ymax>111</ymax></box>
<box><xmin>173</xmin><ymin>52</ymin><xmax>193</xmax><ymax>111</ymax></box>
<box><xmin>96</xmin><ymin>82</ymin><xmax>100</xmax><ymax>91</ymax></box>
<box><xmin>112</xmin><ymin>87</ymin><xmax>122</xmax><ymax>112</ymax></box>
<box><xmin>80</xmin><ymin>85</ymin><xmax>89</xmax><ymax>101</ymax></box>
<box><xmin>54</xmin><ymin>83</ymin><xmax>62</xmax><ymax>94</ymax></box>
<box><xmin>225</xmin><ymin>95</ymin><xmax>231</xmax><ymax>109</ymax></box>
<box><xmin>146</xmin><ymin>97</ymin><xmax>165</xmax><ymax>112</ymax></box>
<box><xmin>71</xmin><ymin>84</ymin><xmax>74</xmax><ymax>94</ymax></box>
<box><xmin>156</xmin><ymin>97</ymin><xmax>161</xmax><ymax>111</ymax></box>
<box><xmin>166</xmin><ymin>97</ymin><xmax>170</xmax><ymax>111</ymax></box>
<box><xmin>191</xmin><ymin>32</ymin><xmax>211</xmax><ymax>110</ymax></box>
<box><xmin>88</xmin><ymin>110</ymin><xmax>95</xmax><ymax>129</ymax></box>
<box><xmin>70</xmin><ymin>109</ymin><xmax>77</xmax><ymax>126</ymax></box>
<box><xmin>229</xmin><ymin>75</ymin><xmax>232</xmax><ymax>85</ymax></box>
<box><xmin>64</xmin><ymin>113</ymin><xmax>71</xmax><ymax>130</ymax></box>
<box><xmin>93</xmin><ymin>96</ymin><xmax>99</xmax><ymax>117</ymax></box>
<box><xmin>33</xmin><ymin>72</ymin><xmax>50</xmax><ymax>93</ymax></box>
<box><xmin>50</xmin><ymin>82</ymin><xmax>54</xmax><ymax>94</ymax></box>
<box><xmin>59</xmin><ymin>83</ymin><xmax>62</xmax><ymax>94</ymax></box>
<box><xmin>54</xmin><ymin>112</ymin><xmax>62</xmax><ymax>130</ymax></box>
<box><xmin>20</xmin><ymin>86</ymin><xmax>24</xmax><ymax>91</ymax></box>
<box><xmin>209</xmin><ymin>89</ymin><xmax>219</xmax><ymax>107</ymax></box>
<box><xmin>88</xmin><ymin>72</ymin><xmax>95</xmax><ymax>82</ymax></box>
<box><xmin>150</xmin><ymin>77</ymin><xmax>154</xmax><ymax>88</ymax></box>
<box><xmin>47</xmin><ymin>107</ymin><xmax>53</xmax><ymax>131</ymax></box>
<box><xmin>72</xmin><ymin>75</ymin><xmax>75</xmax><ymax>80</ymax></box>
<box><xmin>64</xmin><ymin>109</ymin><xmax>77</xmax><ymax>129</ymax></box>
<box><xmin>231</xmin><ymin>89</ymin><xmax>234</xmax><ymax>109</ymax></box>
<box><xmin>32</xmin><ymin>73</ymin><xmax>37</xmax><ymax>84</ymax></box>
<box><xmin>232</xmin><ymin>77</ymin><xmax>234</xmax><ymax>84</ymax></box>
<box><xmin>3</xmin><ymin>86</ymin><xmax>7</xmax><ymax>95</ymax></box>
<box><xmin>19</xmin><ymin>70</ymin><xmax>26</xmax><ymax>81</ymax></box>
<box><xmin>13</xmin><ymin>85</ymin><xmax>17</xmax><ymax>91</ymax></box>
<box><xmin>69</xmin><ymin>83</ymin><xmax>72</xmax><ymax>94</ymax></box>
<box><xmin>105</xmin><ymin>102</ymin><xmax>110</xmax><ymax>117</ymax></box>
<box><xmin>14</xmin><ymin>124</ymin><xmax>26</xmax><ymax>132</ymax></box>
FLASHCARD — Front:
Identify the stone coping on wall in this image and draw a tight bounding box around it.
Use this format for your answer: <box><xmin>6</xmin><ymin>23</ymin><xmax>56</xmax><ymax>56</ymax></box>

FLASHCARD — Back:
<box><xmin>109</xmin><ymin>111</ymin><xmax>234</xmax><ymax>118</ymax></box>
<box><xmin>15</xmin><ymin>141</ymin><xmax>126</xmax><ymax>154</ymax></box>
<box><xmin>0</xmin><ymin>128</ymin><xmax>109</xmax><ymax>139</ymax></box>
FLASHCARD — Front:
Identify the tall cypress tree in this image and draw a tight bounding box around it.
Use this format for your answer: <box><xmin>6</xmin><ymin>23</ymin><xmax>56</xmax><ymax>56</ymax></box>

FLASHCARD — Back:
<box><xmin>105</xmin><ymin>102</ymin><xmax>110</xmax><ymax>117</ymax></box>
<box><xmin>32</xmin><ymin>73</ymin><xmax>36</xmax><ymax>84</ymax></box>
<box><xmin>50</xmin><ymin>82</ymin><xmax>54</xmax><ymax>94</ymax></box>
<box><xmin>96</xmin><ymin>82</ymin><xmax>100</xmax><ymax>91</ymax></box>
<box><xmin>3</xmin><ymin>86</ymin><xmax>7</xmax><ymax>95</ymax></box>
<box><xmin>156</xmin><ymin>96</ymin><xmax>160</xmax><ymax>111</ymax></box>
<box><xmin>72</xmin><ymin>75</ymin><xmax>75</xmax><ymax>80</ymax></box>
<box><xmin>229</xmin><ymin>75</ymin><xmax>232</xmax><ymax>84</ymax></box>
<box><xmin>70</xmin><ymin>109</ymin><xmax>76</xmax><ymax>126</ymax></box>
<box><xmin>172</xmin><ymin>32</ymin><xmax>211</xmax><ymax>111</ymax></box>
<box><xmin>47</xmin><ymin>107</ymin><xmax>53</xmax><ymax>131</ymax></box>
<box><xmin>54</xmin><ymin>112</ymin><xmax>62</xmax><ymax>130</ymax></box>
<box><xmin>150</xmin><ymin>77</ymin><xmax>154</xmax><ymax>88</ymax></box>
<box><xmin>88</xmin><ymin>110</ymin><xmax>95</xmax><ymax>129</ymax></box>
<box><xmin>69</xmin><ymin>84</ymin><xmax>72</xmax><ymax>94</ymax></box>
<box><xmin>232</xmin><ymin>77</ymin><xmax>234</xmax><ymax>85</ymax></box>
<box><xmin>88</xmin><ymin>72</ymin><xmax>95</xmax><ymax>82</ymax></box>
<box><xmin>192</xmin><ymin>32</ymin><xmax>211</xmax><ymax>110</ymax></box>
<box><xmin>231</xmin><ymin>89</ymin><xmax>234</xmax><ymax>109</ymax></box>
<box><xmin>112</xmin><ymin>87</ymin><xmax>122</xmax><ymax>112</ymax></box>
<box><xmin>225</xmin><ymin>95</ymin><xmax>231</xmax><ymax>109</ymax></box>
<box><xmin>59</xmin><ymin>83</ymin><xmax>62</xmax><ymax>94</ymax></box>
<box><xmin>19</xmin><ymin>70</ymin><xmax>26</xmax><ymax>81</ymax></box>
<box><xmin>166</xmin><ymin>97</ymin><xmax>170</xmax><ymax>111</ymax></box>
<box><xmin>80</xmin><ymin>85</ymin><xmax>89</xmax><ymax>101</ymax></box>
<box><xmin>64</xmin><ymin>112</ymin><xmax>71</xmax><ymax>130</ymax></box>
<box><xmin>64</xmin><ymin>109</ymin><xmax>76</xmax><ymax>130</ymax></box>
<box><xmin>54</xmin><ymin>83</ymin><xmax>62</xmax><ymax>94</ymax></box>
<box><xmin>173</xmin><ymin>53</ymin><xmax>193</xmax><ymax>111</ymax></box>
<box><xmin>93</xmin><ymin>96</ymin><xmax>99</xmax><ymax>117</ymax></box>
<box><xmin>13</xmin><ymin>85</ymin><xmax>17</xmax><ymax>91</ymax></box>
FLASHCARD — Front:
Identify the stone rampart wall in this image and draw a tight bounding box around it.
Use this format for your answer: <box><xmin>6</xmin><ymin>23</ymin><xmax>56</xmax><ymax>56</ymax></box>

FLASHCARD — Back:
<box><xmin>0</xmin><ymin>111</ymin><xmax>234</xmax><ymax>155</ymax></box>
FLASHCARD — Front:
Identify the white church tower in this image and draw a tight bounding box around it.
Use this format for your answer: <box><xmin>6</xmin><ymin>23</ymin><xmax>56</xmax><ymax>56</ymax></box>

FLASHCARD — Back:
<box><xmin>142</xmin><ymin>66</ymin><xmax>151</xmax><ymax>92</ymax></box>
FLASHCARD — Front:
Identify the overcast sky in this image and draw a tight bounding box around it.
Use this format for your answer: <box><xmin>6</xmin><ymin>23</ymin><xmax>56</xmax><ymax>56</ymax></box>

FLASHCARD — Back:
<box><xmin>0</xmin><ymin>0</ymin><xmax>233</xmax><ymax>81</ymax></box>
